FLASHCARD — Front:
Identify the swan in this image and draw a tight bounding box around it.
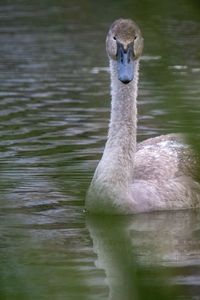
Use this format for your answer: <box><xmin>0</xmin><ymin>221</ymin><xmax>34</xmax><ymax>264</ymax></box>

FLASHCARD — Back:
<box><xmin>86</xmin><ymin>18</ymin><xmax>200</xmax><ymax>214</ymax></box>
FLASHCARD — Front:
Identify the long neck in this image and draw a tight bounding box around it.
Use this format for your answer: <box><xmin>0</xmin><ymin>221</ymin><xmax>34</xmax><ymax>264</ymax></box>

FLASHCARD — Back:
<box><xmin>100</xmin><ymin>59</ymin><xmax>139</xmax><ymax>185</ymax></box>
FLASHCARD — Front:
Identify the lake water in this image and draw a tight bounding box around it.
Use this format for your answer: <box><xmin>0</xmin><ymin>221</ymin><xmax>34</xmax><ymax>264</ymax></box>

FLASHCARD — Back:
<box><xmin>0</xmin><ymin>0</ymin><xmax>200</xmax><ymax>299</ymax></box>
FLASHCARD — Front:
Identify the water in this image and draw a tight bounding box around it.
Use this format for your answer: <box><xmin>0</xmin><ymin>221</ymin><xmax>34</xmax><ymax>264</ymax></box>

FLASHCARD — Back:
<box><xmin>0</xmin><ymin>0</ymin><xmax>200</xmax><ymax>299</ymax></box>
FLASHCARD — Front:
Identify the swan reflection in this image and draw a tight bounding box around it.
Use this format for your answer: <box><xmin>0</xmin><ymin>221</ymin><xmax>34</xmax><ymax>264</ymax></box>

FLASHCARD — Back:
<box><xmin>86</xmin><ymin>210</ymin><xmax>200</xmax><ymax>299</ymax></box>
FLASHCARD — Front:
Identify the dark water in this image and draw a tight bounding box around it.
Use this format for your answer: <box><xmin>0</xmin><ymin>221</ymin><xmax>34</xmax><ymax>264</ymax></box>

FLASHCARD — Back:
<box><xmin>0</xmin><ymin>0</ymin><xmax>200</xmax><ymax>299</ymax></box>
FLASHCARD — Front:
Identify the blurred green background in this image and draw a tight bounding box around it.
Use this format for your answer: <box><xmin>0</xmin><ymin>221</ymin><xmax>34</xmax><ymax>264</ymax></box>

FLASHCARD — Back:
<box><xmin>0</xmin><ymin>0</ymin><xmax>200</xmax><ymax>299</ymax></box>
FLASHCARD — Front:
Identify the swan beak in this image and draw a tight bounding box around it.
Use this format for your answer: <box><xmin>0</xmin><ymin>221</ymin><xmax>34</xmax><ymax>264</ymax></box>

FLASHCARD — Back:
<box><xmin>116</xmin><ymin>42</ymin><xmax>134</xmax><ymax>84</ymax></box>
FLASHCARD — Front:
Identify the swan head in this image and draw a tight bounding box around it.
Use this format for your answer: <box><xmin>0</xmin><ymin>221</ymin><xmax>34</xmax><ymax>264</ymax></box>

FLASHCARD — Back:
<box><xmin>106</xmin><ymin>19</ymin><xmax>143</xmax><ymax>84</ymax></box>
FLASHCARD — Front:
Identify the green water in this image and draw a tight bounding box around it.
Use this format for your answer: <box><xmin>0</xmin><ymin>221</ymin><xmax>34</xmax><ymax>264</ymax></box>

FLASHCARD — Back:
<box><xmin>0</xmin><ymin>0</ymin><xmax>200</xmax><ymax>299</ymax></box>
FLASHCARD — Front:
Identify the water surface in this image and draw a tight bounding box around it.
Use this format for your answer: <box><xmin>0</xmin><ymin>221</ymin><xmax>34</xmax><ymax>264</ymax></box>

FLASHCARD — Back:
<box><xmin>0</xmin><ymin>0</ymin><xmax>200</xmax><ymax>299</ymax></box>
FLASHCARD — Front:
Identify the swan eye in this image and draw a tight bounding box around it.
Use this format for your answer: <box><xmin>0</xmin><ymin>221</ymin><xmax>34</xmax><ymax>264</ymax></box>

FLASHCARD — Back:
<box><xmin>134</xmin><ymin>36</ymin><xmax>137</xmax><ymax>40</ymax></box>
<box><xmin>113</xmin><ymin>36</ymin><xmax>116</xmax><ymax>40</ymax></box>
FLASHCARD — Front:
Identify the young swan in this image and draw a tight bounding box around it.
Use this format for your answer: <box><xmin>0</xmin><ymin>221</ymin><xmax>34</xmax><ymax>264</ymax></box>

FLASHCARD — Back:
<box><xmin>86</xmin><ymin>19</ymin><xmax>200</xmax><ymax>214</ymax></box>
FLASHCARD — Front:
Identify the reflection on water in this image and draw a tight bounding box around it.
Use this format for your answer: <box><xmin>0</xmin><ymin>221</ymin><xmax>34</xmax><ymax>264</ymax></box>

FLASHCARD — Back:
<box><xmin>87</xmin><ymin>210</ymin><xmax>200</xmax><ymax>300</ymax></box>
<box><xmin>0</xmin><ymin>0</ymin><xmax>200</xmax><ymax>299</ymax></box>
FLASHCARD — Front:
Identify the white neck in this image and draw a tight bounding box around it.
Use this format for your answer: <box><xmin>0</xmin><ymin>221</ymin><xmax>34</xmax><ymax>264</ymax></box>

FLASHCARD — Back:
<box><xmin>99</xmin><ymin>59</ymin><xmax>139</xmax><ymax>185</ymax></box>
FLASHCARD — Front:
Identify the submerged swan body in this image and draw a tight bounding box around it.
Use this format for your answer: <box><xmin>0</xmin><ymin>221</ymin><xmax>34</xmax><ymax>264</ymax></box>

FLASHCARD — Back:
<box><xmin>86</xmin><ymin>19</ymin><xmax>200</xmax><ymax>214</ymax></box>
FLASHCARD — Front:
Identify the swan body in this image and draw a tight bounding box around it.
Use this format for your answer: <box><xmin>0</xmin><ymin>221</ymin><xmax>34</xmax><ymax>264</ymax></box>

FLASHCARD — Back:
<box><xmin>86</xmin><ymin>19</ymin><xmax>200</xmax><ymax>214</ymax></box>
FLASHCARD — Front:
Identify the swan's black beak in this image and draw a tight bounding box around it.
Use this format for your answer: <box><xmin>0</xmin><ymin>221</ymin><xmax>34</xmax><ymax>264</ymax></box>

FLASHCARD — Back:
<box><xmin>116</xmin><ymin>42</ymin><xmax>134</xmax><ymax>84</ymax></box>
